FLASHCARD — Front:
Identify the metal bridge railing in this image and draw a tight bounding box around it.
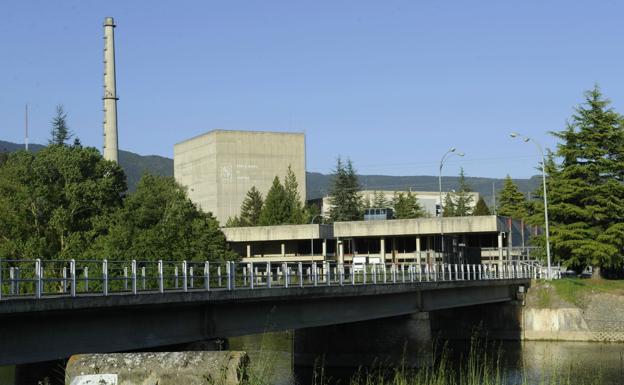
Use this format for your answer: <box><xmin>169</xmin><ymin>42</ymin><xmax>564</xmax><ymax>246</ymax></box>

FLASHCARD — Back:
<box><xmin>0</xmin><ymin>259</ymin><xmax>541</xmax><ymax>301</ymax></box>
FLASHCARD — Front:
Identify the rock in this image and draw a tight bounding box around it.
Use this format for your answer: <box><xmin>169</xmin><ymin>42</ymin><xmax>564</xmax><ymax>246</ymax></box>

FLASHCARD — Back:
<box><xmin>65</xmin><ymin>351</ymin><xmax>248</xmax><ymax>385</ymax></box>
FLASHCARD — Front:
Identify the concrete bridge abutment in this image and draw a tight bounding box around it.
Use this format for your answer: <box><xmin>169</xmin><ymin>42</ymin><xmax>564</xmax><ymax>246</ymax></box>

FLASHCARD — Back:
<box><xmin>294</xmin><ymin>312</ymin><xmax>433</xmax><ymax>368</ymax></box>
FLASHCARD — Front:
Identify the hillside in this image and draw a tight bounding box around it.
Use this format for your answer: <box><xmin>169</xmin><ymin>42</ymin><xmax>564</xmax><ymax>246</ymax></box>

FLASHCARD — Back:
<box><xmin>1</xmin><ymin>140</ymin><xmax>540</xmax><ymax>200</ymax></box>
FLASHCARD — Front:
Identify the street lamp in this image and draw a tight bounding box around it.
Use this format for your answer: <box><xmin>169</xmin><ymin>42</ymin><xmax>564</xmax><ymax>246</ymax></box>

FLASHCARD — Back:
<box><xmin>438</xmin><ymin>148</ymin><xmax>465</xmax><ymax>253</ymax></box>
<box><xmin>510</xmin><ymin>132</ymin><xmax>552</xmax><ymax>279</ymax></box>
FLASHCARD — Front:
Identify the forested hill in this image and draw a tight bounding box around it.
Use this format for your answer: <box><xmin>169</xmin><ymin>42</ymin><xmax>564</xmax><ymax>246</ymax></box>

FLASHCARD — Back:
<box><xmin>1</xmin><ymin>140</ymin><xmax>540</xmax><ymax>200</ymax></box>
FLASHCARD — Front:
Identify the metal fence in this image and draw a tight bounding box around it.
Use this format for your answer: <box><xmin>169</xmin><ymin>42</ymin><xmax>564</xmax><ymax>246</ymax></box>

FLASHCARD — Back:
<box><xmin>0</xmin><ymin>258</ymin><xmax>544</xmax><ymax>301</ymax></box>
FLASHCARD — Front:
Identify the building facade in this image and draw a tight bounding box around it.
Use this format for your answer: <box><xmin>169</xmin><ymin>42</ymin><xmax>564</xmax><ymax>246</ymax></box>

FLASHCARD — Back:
<box><xmin>174</xmin><ymin>130</ymin><xmax>306</xmax><ymax>224</ymax></box>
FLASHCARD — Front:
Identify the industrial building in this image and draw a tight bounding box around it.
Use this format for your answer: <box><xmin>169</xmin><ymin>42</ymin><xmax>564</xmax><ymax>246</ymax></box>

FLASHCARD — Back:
<box><xmin>319</xmin><ymin>190</ymin><xmax>481</xmax><ymax>218</ymax></box>
<box><xmin>222</xmin><ymin>215</ymin><xmax>536</xmax><ymax>265</ymax></box>
<box><xmin>174</xmin><ymin>130</ymin><xmax>306</xmax><ymax>224</ymax></box>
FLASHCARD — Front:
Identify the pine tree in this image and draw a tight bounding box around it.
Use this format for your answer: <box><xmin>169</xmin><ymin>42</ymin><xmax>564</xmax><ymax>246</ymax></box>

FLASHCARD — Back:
<box><xmin>372</xmin><ymin>191</ymin><xmax>389</xmax><ymax>208</ymax></box>
<box><xmin>497</xmin><ymin>175</ymin><xmax>529</xmax><ymax>219</ymax></box>
<box><xmin>328</xmin><ymin>157</ymin><xmax>363</xmax><ymax>222</ymax></box>
<box><xmin>284</xmin><ymin>165</ymin><xmax>305</xmax><ymax>224</ymax></box>
<box><xmin>453</xmin><ymin>168</ymin><xmax>474</xmax><ymax>216</ymax></box>
<box><xmin>392</xmin><ymin>191</ymin><xmax>426</xmax><ymax>219</ymax></box>
<box><xmin>544</xmin><ymin>86</ymin><xmax>624</xmax><ymax>271</ymax></box>
<box><xmin>259</xmin><ymin>177</ymin><xmax>290</xmax><ymax>225</ymax></box>
<box><xmin>240</xmin><ymin>186</ymin><xmax>263</xmax><ymax>226</ymax></box>
<box><xmin>49</xmin><ymin>105</ymin><xmax>72</xmax><ymax>146</ymax></box>
<box><xmin>442</xmin><ymin>193</ymin><xmax>456</xmax><ymax>217</ymax></box>
<box><xmin>472</xmin><ymin>196</ymin><xmax>491</xmax><ymax>216</ymax></box>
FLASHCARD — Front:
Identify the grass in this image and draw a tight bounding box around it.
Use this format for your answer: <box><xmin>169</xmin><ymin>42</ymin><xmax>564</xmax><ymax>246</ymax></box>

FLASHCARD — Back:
<box><xmin>549</xmin><ymin>278</ymin><xmax>624</xmax><ymax>308</ymax></box>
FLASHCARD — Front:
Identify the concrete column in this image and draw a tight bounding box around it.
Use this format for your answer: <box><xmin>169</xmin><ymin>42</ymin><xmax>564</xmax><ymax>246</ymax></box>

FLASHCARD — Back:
<box><xmin>391</xmin><ymin>237</ymin><xmax>397</xmax><ymax>263</ymax></box>
<box><xmin>415</xmin><ymin>236</ymin><xmax>421</xmax><ymax>265</ymax></box>
<box><xmin>380</xmin><ymin>237</ymin><xmax>386</xmax><ymax>262</ymax></box>
<box><xmin>246</xmin><ymin>244</ymin><xmax>251</xmax><ymax>259</ymax></box>
<box><xmin>338</xmin><ymin>241</ymin><xmax>344</xmax><ymax>264</ymax></box>
<box><xmin>281</xmin><ymin>243</ymin><xmax>286</xmax><ymax>257</ymax></box>
<box><xmin>322</xmin><ymin>239</ymin><xmax>327</xmax><ymax>257</ymax></box>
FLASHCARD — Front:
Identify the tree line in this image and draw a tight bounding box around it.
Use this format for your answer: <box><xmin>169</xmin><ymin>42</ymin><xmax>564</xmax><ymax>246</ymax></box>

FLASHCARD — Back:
<box><xmin>0</xmin><ymin>107</ymin><xmax>236</xmax><ymax>263</ymax></box>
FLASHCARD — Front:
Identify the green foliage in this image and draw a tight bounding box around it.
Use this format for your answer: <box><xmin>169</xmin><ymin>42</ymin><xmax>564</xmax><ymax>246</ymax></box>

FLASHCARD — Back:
<box><xmin>443</xmin><ymin>168</ymin><xmax>474</xmax><ymax>217</ymax></box>
<box><xmin>472</xmin><ymin>196</ymin><xmax>491</xmax><ymax>216</ymax></box>
<box><xmin>240</xmin><ymin>186</ymin><xmax>264</xmax><ymax>226</ymax></box>
<box><xmin>283</xmin><ymin>165</ymin><xmax>305</xmax><ymax>224</ymax></box>
<box><xmin>544</xmin><ymin>86</ymin><xmax>624</xmax><ymax>270</ymax></box>
<box><xmin>49</xmin><ymin>105</ymin><xmax>72</xmax><ymax>146</ymax></box>
<box><xmin>328</xmin><ymin>157</ymin><xmax>363</xmax><ymax>222</ymax></box>
<box><xmin>0</xmin><ymin>146</ymin><xmax>126</xmax><ymax>260</ymax></box>
<box><xmin>497</xmin><ymin>175</ymin><xmax>528</xmax><ymax>219</ymax></box>
<box><xmin>0</xmin><ymin>146</ymin><xmax>236</xmax><ymax>263</ymax></box>
<box><xmin>372</xmin><ymin>191</ymin><xmax>389</xmax><ymax>208</ymax></box>
<box><xmin>259</xmin><ymin>177</ymin><xmax>290</xmax><ymax>225</ymax></box>
<box><xmin>392</xmin><ymin>191</ymin><xmax>426</xmax><ymax>219</ymax></box>
<box><xmin>88</xmin><ymin>174</ymin><xmax>237</xmax><ymax>262</ymax></box>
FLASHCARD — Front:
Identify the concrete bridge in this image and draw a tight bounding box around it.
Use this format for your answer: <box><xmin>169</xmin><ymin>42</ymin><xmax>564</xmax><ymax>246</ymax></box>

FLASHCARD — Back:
<box><xmin>0</xmin><ymin>259</ymin><xmax>532</xmax><ymax>366</ymax></box>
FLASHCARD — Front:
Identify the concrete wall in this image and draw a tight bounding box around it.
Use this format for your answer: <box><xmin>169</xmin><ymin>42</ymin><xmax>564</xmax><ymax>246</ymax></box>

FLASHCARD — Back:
<box><xmin>333</xmin><ymin>215</ymin><xmax>500</xmax><ymax>238</ymax></box>
<box><xmin>174</xmin><ymin>130</ymin><xmax>306</xmax><ymax>225</ymax></box>
<box><xmin>223</xmin><ymin>224</ymin><xmax>333</xmax><ymax>242</ymax></box>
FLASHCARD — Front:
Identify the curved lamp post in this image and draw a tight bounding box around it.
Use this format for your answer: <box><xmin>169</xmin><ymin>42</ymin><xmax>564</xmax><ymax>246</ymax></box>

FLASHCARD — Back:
<box><xmin>438</xmin><ymin>148</ymin><xmax>465</xmax><ymax>253</ymax></box>
<box><xmin>510</xmin><ymin>132</ymin><xmax>552</xmax><ymax>279</ymax></box>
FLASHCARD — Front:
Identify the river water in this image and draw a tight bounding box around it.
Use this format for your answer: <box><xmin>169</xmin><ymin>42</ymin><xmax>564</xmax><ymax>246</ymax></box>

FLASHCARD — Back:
<box><xmin>1</xmin><ymin>334</ymin><xmax>622</xmax><ymax>384</ymax></box>
<box><xmin>230</xmin><ymin>333</ymin><xmax>624</xmax><ymax>385</ymax></box>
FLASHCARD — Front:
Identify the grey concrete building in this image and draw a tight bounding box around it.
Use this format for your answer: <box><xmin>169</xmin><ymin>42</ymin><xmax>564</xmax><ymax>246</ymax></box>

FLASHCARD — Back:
<box><xmin>223</xmin><ymin>215</ymin><xmax>537</xmax><ymax>265</ymax></box>
<box><xmin>174</xmin><ymin>130</ymin><xmax>306</xmax><ymax>224</ymax></box>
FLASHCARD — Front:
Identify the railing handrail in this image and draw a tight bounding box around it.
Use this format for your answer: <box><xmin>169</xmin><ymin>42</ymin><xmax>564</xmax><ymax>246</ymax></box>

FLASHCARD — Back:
<box><xmin>0</xmin><ymin>259</ymin><xmax>546</xmax><ymax>301</ymax></box>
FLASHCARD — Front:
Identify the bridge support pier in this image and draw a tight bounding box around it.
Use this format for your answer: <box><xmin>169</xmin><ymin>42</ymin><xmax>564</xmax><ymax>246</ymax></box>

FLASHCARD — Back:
<box><xmin>294</xmin><ymin>312</ymin><xmax>432</xmax><ymax>368</ymax></box>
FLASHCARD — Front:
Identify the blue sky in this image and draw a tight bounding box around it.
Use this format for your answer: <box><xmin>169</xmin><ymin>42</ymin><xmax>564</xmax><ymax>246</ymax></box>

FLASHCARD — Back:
<box><xmin>2</xmin><ymin>1</ymin><xmax>623</xmax><ymax>178</ymax></box>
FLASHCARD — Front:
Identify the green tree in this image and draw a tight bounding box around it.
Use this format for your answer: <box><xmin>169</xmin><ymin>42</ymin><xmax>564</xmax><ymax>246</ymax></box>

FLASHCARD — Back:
<box><xmin>259</xmin><ymin>176</ymin><xmax>290</xmax><ymax>225</ymax></box>
<box><xmin>49</xmin><ymin>105</ymin><xmax>72</xmax><ymax>146</ymax></box>
<box><xmin>240</xmin><ymin>186</ymin><xmax>264</xmax><ymax>226</ymax></box>
<box><xmin>442</xmin><ymin>193</ymin><xmax>456</xmax><ymax>217</ymax></box>
<box><xmin>88</xmin><ymin>174</ymin><xmax>236</xmax><ymax>262</ymax></box>
<box><xmin>543</xmin><ymin>86</ymin><xmax>624</xmax><ymax>271</ymax></box>
<box><xmin>453</xmin><ymin>168</ymin><xmax>474</xmax><ymax>216</ymax></box>
<box><xmin>328</xmin><ymin>157</ymin><xmax>362</xmax><ymax>222</ymax></box>
<box><xmin>472</xmin><ymin>196</ymin><xmax>491</xmax><ymax>216</ymax></box>
<box><xmin>392</xmin><ymin>191</ymin><xmax>426</xmax><ymax>219</ymax></box>
<box><xmin>0</xmin><ymin>145</ymin><xmax>126</xmax><ymax>261</ymax></box>
<box><xmin>497</xmin><ymin>175</ymin><xmax>529</xmax><ymax>219</ymax></box>
<box><xmin>372</xmin><ymin>191</ymin><xmax>389</xmax><ymax>208</ymax></box>
<box><xmin>284</xmin><ymin>165</ymin><xmax>305</xmax><ymax>224</ymax></box>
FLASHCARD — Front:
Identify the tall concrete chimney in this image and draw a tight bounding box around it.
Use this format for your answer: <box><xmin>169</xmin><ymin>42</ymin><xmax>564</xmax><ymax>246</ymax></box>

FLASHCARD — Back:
<box><xmin>102</xmin><ymin>17</ymin><xmax>119</xmax><ymax>162</ymax></box>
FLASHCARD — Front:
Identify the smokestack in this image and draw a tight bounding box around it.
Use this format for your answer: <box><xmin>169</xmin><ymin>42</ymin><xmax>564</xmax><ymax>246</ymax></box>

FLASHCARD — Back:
<box><xmin>102</xmin><ymin>17</ymin><xmax>119</xmax><ymax>162</ymax></box>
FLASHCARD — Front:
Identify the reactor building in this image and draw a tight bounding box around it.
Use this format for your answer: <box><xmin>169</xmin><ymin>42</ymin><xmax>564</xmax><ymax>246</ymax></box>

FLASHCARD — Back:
<box><xmin>174</xmin><ymin>130</ymin><xmax>306</xmax><ymax>225</ymax></box>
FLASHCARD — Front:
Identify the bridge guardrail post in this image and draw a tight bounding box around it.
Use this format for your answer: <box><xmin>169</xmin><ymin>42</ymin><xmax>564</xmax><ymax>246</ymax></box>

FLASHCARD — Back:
<box><xmin>204</xmin><ymin>261</ymin><xmax>210</xmax><ymax>291</ymax></box>
<box><xmin>298</xmin><ymin>262</ymin><xmax>303</xmax><ymax>287</ymax></box>
<box><xmin>363</xmin><ymin>263</ymin><xmax>367</xmax><ymax>284</ymax></box>
<box><xmin>392</xmin><ymin>264</ymin><xmax>396</xmax><ymax>283</ymax></box>
<box><xmin>70</xmin><ymin>259</ymin><xmax>76</xmax><ymax>298</ymax></box>
<box><xmin>62</xmin><ymin>266</ymin><xmax>67</xmax><ymax>293</ymax></box>
<box><xmin>34</xmin><ymin>259</ymin><xmax>41</xmax><ymax>299</ymax></box>
<box><xmin>182</xmin><ymin>261</ymin><xmax>188</xmax><ymax>292</ymax></box>
<box><xmin>250</xmin><ymin>263</ymin><xmax>254</xmax><ymax>289</ymax></box>
<box><xmin>339</xmin><ymin>263</ymin><xmax>344</xmax><ymax>286</ymax></box>
<box><xmin>401</xmin><ymin>264</ymin><xmax>405</xmax><ymax>283</ymax></box>
<box><xmin>351</xmin><ymin>264</ymin><xmax>355</xmax><ymax>285</ymax></box>
<box><xmin>123</xmin><ymin>266</ymin><xmax>128</xmax><ymax>291</ymax></box>
<box><xmin>174</xmin><ymin>266</ymin><xmax>179</xmax><ymax>289</ymax></box>
<box><xmin>243</xmin><ymin>265</ymin><xmax>247</xmax><ymax>287</ymax></box>
<box><xmin>158</xmin><ymin>260</ymin><xmax>164</xmax><ymax>293</ymax></box>
<box><xmin>84</xmin><ymin>266</ymin><xmax>89</xmax><ymax>292</ymax></box>
<box><xmin>372</xmin><ymin>264</ymin><xmax>377</xmax><ymax>285</ymax></box>
<box><xmin>312</xmin><ymin>262</ymin><xmax>317</xmax><ymax>286</ymax></box>
<box><xmin>103</xmin><ymin>259</ymin><xmax>109</xmax><ymax>296</ymax></box>
<box><xmin>228</xmin><ymin>261</ymin><xmax>234</xmax><ymax>291</ymax></box>
<box><xmin>325</xmin><ymin>262</ymin><xmax>330</xmax><ymax>286</ymax></box>
<box><xmin>190</xmin><ymin>266</ymin><xmax>194</xmax><ymax>289</ymax></box>
<box><xmin>283</xmin><ymin>263</ymin><xmax>288</xmax><ymax>288</ymax></box>
<box><xmin>383</xmin><ymin>264</ymin><xmax>387</xmax><ymax>283</ymax></box>
<box><xmin>131</xmin><ymin>260</ymin><xmax>137</xmax><ymax>294</ymax></box>
<box><xmin>267</xmin><ymin>262</ymin><xmax>271</xmax><ymax>288</ymax></box>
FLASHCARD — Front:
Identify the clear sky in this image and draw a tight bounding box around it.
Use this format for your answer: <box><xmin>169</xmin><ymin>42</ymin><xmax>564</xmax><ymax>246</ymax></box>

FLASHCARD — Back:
<box><xmin>2</xmin><ymin>1</ymin><xmax>623</xmax><ymax>178</ymax></box>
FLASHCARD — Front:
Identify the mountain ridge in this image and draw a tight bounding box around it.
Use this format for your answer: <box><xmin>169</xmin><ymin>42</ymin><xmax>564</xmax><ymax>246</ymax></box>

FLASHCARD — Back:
<box><xmin>1</xmin><ymin>140</ymin><xmax>540</xmax><ymax>202</ymax></box>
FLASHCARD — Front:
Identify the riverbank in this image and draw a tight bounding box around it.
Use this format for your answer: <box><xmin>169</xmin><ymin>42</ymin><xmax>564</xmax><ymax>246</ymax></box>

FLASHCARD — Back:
<box><xmin>523</xmin><ymin>278</ymin><xmax>624</xmax><ymax>342</ymax></box>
